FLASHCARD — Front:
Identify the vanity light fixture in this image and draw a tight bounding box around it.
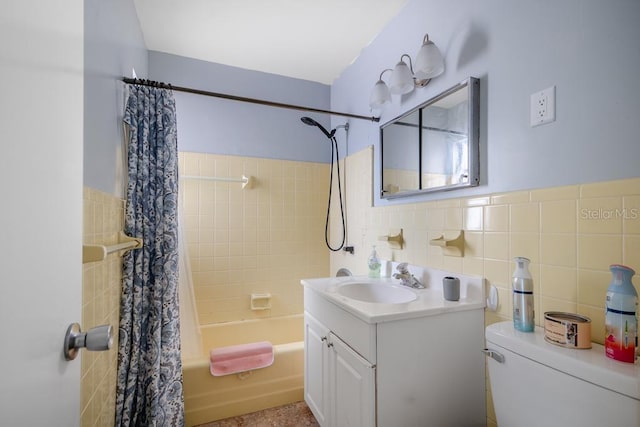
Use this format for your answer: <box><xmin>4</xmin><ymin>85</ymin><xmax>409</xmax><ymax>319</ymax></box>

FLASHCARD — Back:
<box><xmin>369</xmin><ymin>69</ymin><xmax>392</xmax><ymax>109</ymax></box>
<box><xmin>369</xmin><ymin>33</ymin><xmax>445</xmax><ymax>110</ymax></box>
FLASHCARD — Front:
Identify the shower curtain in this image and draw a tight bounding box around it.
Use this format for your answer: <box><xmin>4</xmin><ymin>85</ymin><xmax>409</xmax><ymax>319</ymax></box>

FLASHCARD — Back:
<box><xmin>177</xmin><ymin>191</ymin><xmax>203</xmax><ymax>360</ymax></box>
<box><xmin>116</xmin><ymin>84</ymin><xmax>184</xmax><ymax>426</ymax></box>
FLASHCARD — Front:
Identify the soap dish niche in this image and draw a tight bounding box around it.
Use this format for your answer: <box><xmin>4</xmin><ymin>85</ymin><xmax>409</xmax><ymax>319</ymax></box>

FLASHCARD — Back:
<box><xmin>251</xmin><ymin>293</ymin><xmax>272</xmax><ymax>311</ymax></box>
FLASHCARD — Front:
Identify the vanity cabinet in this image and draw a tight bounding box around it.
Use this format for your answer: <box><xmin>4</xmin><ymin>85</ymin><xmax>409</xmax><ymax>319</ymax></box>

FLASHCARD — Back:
<box><xmin>303</xmin><ymin>285</ymin><xmax>486</xmax><ymax>427</ymax></box>
<box><xmin>304</xmin><ymin>307</ymin><xmax>375</xmax><ymax>426</ymax></box>
<box><xmin>304</xmin><ymin>313</ymin><xmax>375</xmax><ymax>426</ymax></box>
<box><xmin>329</xmin><ymin>332</ymin><xmax>376</xmax><ymax>426</ymax></box>
<box><xmin>304</xmin><ymin>312</ymin><xmax>330</xmax><ymax>425</ymax></box>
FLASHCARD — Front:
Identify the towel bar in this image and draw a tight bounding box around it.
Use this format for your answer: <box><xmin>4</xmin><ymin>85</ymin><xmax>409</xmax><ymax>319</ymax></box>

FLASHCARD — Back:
<box><xmin>82</xmin><ymin>232</ymin><xmax>143</xmax><ymax>263</ymax></box>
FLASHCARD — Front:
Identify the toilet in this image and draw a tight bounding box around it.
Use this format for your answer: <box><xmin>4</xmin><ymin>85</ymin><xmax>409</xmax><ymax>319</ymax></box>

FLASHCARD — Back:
<box><xmin>485</xmin><ymin>321</ymin><xmax>640</xmax><ymax>426</ymax></box>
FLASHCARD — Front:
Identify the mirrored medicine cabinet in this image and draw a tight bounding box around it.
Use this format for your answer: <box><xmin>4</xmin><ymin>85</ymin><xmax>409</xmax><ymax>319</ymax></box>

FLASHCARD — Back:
<box><xmin>380</xmin><ymin>77</ymin><xmax>480</xmax><ymax>199</ymax></box>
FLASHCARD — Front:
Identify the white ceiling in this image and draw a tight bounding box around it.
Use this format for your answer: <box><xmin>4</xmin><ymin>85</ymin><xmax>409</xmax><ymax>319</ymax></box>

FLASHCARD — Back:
<box><xmin>133</xmin><ymin>0</ymin><xmax>408</xmax><ymax>85</ymax></box>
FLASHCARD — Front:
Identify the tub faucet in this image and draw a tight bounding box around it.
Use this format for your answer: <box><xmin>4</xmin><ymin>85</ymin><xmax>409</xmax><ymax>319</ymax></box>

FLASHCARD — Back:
<box><xmin>393</xmin><ymin>263</ymin><xmax>425</xmax><ymax>289</ymax></box>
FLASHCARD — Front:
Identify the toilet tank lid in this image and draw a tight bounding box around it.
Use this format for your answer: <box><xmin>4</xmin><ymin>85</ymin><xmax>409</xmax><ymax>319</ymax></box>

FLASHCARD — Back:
<box><xmin>486</xmin><ymin>321</ymin><xmax>640</xmax><ymax>401</ymax></box>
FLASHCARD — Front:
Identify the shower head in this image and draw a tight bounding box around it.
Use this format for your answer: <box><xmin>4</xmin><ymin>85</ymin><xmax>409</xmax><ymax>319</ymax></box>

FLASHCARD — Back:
<box><xmin>301</xmin><ymin>116</ymin><xmax>336</xmax><ymax>139</ymax></box>
<box><xmin>300</xmin><ymin>116</ymin><xmax>319</xmax><ymax>127</ymax></box>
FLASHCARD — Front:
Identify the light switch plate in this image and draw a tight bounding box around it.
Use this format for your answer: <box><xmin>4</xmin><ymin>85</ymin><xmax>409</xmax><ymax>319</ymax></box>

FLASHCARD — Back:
<box><xmin>530</xmin><ymin>86</ymin><xmax>556</xmax><ymax>127</ymax></box>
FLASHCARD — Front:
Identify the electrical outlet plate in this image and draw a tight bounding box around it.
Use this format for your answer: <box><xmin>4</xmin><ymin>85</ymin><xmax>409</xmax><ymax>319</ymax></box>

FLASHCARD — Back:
<box><xmin>530</xmin><ymin>86</ymin><xmax>556</xmax><ymax>127</ymax></box>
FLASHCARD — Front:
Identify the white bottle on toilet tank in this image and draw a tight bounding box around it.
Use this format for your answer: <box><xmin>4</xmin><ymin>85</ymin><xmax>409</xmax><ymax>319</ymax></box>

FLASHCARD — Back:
<box><xmin>512</xmin><ymin>257</ymin><xmax>534</xmax><ymax>332</ymax></box>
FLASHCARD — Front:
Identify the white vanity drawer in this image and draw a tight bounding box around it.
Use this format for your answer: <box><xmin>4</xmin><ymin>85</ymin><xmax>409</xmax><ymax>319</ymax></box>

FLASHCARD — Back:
<box><xmin>304</xmin><ymin>288</ymin><xmax>376</xmax><ymax>363</ymax></box>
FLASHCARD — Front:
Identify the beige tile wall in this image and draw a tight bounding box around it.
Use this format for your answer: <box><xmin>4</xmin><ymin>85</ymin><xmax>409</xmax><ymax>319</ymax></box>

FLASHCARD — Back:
<box><xmin>81</xmin><ymin>187</ymin><xmax>124</xmax><ymax>426</ymax></box>
<box><xmin>176</xmin><ymin>147</ymin><xmax>638</xmax><ymax>423</ymax></box>
<box><xmin>179</xmin><ymin>152</ymin><xmax>331</xmax><ymax>325</ymax></box>
<box><xmin>330</xmin><ymin>147</ymin><xmax>640</xmax><ymax>426</ymax></box>
<box><xmin>332</xmin><ymin>147</ymin><xmax>640</xmax><ymax>341</ymax></box>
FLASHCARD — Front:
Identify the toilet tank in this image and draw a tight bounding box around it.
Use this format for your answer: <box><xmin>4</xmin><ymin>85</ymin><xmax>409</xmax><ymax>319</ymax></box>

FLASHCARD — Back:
<box><xmin>485</xmin><ymin>321</ymin><xmax>640</xmax><ymax>427</ymax></box>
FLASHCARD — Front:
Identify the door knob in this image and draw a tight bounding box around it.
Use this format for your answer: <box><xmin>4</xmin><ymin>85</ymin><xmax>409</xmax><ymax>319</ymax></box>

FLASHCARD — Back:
<box><xmin>64</xmin><ymin>323</ymin><xmax>114</xmax><ymax>361</ymax></box>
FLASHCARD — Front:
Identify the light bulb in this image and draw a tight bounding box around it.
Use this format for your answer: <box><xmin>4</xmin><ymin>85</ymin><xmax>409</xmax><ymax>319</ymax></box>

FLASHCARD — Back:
<box><xmin>389</xmin><ymin>60</ymin><xmax>415</xmax><ymax>95</ymax></box>
<box><xmin>414</xmin><ymin>37</ymin><xmax>444</xmax><ymax>80</ymax></box>
<box><xmin>369</xmin><ymin>79</ymin><xmax>391</xmax><ymax>109</ymax></box>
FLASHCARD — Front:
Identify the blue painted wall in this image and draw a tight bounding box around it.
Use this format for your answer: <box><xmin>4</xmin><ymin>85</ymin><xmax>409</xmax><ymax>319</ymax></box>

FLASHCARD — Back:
<box><xmin>84</xmin><ymin>0</ymin><xmax>640</xmax><ymax>200</ymax></box>
<box><xmin>148</xmin><ymin>52</ymin><xmax>333</xmax><ymax>163</ymax></box>
<box><xmin>84</xmin><ymin>0</ymin><xmax>148</xmax><ymax>196</ymax></box>
<box><xmin>331</xmin><ymin>0</ymin><xmax>640</xmax><ymax>205</ymax></box>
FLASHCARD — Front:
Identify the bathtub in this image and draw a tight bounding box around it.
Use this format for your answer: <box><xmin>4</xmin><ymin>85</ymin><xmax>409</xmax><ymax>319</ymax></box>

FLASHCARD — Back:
<box><xmin>182</xmin><ymin>314</ymin><xmax>305</xmax><ymax>426</ymax></box>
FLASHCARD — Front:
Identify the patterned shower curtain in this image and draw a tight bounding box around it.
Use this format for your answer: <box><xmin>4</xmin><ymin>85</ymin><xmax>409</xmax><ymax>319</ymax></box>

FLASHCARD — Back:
<box><xmin>116</xmin><ymin>83</ymin><xmax>184</xmax><ymax>426</ymax></box>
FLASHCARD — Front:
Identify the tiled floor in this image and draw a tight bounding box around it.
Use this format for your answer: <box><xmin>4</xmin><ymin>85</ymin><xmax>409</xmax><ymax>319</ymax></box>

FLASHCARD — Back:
<box><xmin>196</xmin><ymin>401</ymin><xmax>319</xmax><ymax>427</ymax></box>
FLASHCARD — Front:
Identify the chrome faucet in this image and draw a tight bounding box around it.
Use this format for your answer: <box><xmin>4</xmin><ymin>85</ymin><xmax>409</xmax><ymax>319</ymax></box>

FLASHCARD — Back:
<box><xmin>393</xmin><ymin>263</ymin><xmax>425</xmax><ymax>289</ymax></box>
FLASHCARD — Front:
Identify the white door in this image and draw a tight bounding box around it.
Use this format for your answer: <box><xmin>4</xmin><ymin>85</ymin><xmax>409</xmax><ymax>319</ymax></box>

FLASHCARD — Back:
<box><xmin>0</xmin><ymin>1</ymin><xmax>84</xmax><ymax>425</ymax></box>
<box><xmin>304</xmin><ymin>312</ymin><xmax>331</xmax><ymax>425</ymax></box>
<box><xmin>330</xmin><ymin>333</ymin><xmax>376</xmax><ymax>427</ymax></box>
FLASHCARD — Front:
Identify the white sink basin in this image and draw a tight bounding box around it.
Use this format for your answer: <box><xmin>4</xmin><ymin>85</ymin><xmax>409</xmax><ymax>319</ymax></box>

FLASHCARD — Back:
<box><xmin>336</xmin><ymin>282</ymin><xmax>417</xmax><ymax>304</ymax></box>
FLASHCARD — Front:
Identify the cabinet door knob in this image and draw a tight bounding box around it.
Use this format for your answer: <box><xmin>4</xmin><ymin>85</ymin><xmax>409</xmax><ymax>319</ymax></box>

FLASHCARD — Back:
<box><xmin>327</xmin><ymin>342</ymin><xmax>333</xmax><ymax>348</ymax></box>
<box><xmin>321</xmin><ymin>336</ymin><xmax>327</xmax><ymax>342</ymax></box>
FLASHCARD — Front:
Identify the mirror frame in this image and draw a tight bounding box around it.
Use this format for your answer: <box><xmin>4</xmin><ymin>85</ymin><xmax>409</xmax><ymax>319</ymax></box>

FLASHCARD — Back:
<box><xmin>380</xmin><ymin>77</ymin><xmax>480</xmax><ymax>199</ymax></box>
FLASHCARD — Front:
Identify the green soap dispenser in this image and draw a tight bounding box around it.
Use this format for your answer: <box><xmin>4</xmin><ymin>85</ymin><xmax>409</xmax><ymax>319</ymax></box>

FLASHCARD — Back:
<box><xmin>368</xmin><ymin>245</ymin><xmax>381</xmax><ymax>278</ymax></box>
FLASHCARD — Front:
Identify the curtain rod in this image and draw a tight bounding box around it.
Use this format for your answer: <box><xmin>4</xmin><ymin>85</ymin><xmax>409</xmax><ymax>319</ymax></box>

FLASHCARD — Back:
<box><xmin>122</xmin><ymin>77</ymin><xmax>380</xmax><ymax>123</ymax></box>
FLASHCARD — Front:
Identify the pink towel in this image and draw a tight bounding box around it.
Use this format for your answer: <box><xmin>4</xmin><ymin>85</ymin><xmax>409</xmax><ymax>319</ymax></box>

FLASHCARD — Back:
<box><xmin>210</xmin><ymin>341</ymin><xmax>274</xmax><ymax>377</ymax></box>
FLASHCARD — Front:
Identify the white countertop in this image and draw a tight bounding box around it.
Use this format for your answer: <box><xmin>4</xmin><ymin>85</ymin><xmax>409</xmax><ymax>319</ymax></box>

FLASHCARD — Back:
<box><xmin>301</xmin><ymin>269</ymin><xmax>486</xmax><ymax>324</ymax></box>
